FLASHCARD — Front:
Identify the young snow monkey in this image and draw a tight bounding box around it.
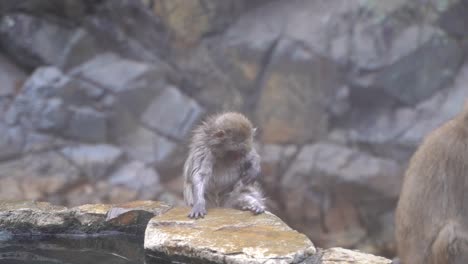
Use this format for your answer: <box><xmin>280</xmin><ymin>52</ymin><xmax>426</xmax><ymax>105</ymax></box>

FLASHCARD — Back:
<box><xmin>183</xmin><ymin>112</ymin><xmax>266</xmax><ymax>219</ymax></box>
<box><xmin>395</xmin><ymin>101</ymin><xmax>468</xmax><ymax>264</ymax></box>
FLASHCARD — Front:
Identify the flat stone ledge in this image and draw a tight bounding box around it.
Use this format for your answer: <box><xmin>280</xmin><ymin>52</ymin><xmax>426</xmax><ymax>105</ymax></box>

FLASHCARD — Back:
<box><xmin>317</xmin><ymin>247</ymin><xmax>392</xmax><ymax>264</ymax></box>
<box><xmin>144</xmin><ymin>207</ymin><xmax>316</xmax><ymax>264</ymax></box>
<box><xmin>0</xmin><ymin>201</ymin><xmax>392</xmax><ymax>263</ymax></box>
<box><xmin>0</xmin><ymin>200</ymin><xmax>171</xmax><ymax>235</ymax></box>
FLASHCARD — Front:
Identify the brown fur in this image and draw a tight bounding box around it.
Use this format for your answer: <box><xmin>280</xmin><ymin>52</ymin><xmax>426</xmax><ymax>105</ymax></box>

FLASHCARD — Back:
<box><xmin>395</xmin><ymin>102</ymin><xmax>468</xmax><ymax>264</ymax></box>
<box><xmin>183</xmin><ymin>112</ymin><xmax>265</xmax><ymax>218</ymax></box>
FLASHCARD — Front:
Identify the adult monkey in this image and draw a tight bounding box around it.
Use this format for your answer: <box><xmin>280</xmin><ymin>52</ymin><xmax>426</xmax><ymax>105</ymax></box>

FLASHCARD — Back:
<box><xmin>395</xmin><ymin>102</ymin><xmax>468</xmax><ymax>264</ymax></box>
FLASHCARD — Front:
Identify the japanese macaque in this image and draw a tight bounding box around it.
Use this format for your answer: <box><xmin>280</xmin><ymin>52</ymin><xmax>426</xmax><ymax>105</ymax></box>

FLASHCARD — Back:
<box><xmin>395</xmin><ymin>102</ymin><xmax>468</xmax><ymax>264</ymax></box>
<box><xmin>183</xmin><ymin>112</ymin><xmax>266</xmax><ymax>219</ymax></box>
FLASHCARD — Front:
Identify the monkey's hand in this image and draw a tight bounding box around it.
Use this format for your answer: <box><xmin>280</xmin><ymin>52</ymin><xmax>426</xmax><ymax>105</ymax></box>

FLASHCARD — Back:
<box><xmin>242</xmin><ymin>204</ymin><xmax>265</xmax><ymax>215</ymax></box>
<box><xmin>188</xmin><ymin>203</ymin><xmax>207</xmax><ymax>219</ymax></box>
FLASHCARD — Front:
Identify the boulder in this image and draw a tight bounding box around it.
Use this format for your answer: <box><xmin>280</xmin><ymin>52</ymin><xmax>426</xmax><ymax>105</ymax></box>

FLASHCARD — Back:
<box><xmin>374</xmin><ymin>31</ymin><xmax>463</xmax><ymax>105</ymax></box>
<box><xmin>140</xmin><ymin>85</ymin><xmax>205</xmax><ymax>141</ymax></box>
<box><xmin>116</xmin><ymin>125</ymin><xmax>178</xmax><ymax>165</ymax></box>
<box><xmin>438</xmin><ymin>0</ymin><xmax>468</xmax><ymax>39</ymax></box>
<box><xmin>0</xmin><ymin>200</ymin><xmax>391</xmax><ymax>263</ymax></box>
<box><xmin>281</xmin><ymin>142</ymin><xmax>401</xmax><ymax>249</ymax></box>
<box><xmin>0</xmin><ymin>53</ymin><xmax>27</xmax><ymax>96</ymax></box>
<box><xmin>0</xmin><ymin>14</ymin><xmax>74</xmax><ymax>69</ymax></box>
<box><xmin>5</xmin><ymin>66</ymin><xmax>110</xmax><ymax>142</ymax></box>
<box><xmin>151</xmin><ymin>0</ymin><xmax>270</xmax><ymax>47</ymax></box>
<box><xmin>0</xmin><ymin>14</ymin><xmax>102</xmax><ymax>70</ymax></box>
<box><xmin>83</xmin><ymin>0</ymin><xmax>169</xmax><ymax>63</ymax></box>
<box><xmin>0</xmin><ymin>151</ymin><xmax>80</xmax><ymax>201</ymax></box>
<box><xmin>144</xmin><ymin>207</ymin><xmax>316</xmax><ymax>264</ymax></box>
<box><xmin>108</xmin><ymin>161</ymin><xmax>162</xmax><ymax>199</ymax></box>
<box><xmin>172</xmin><ymin>43</ymin><xmax>245</xmax><ymax>111</ymax></box>
<box><xmin>254</xmin><ymin>39</ymin><xmax>339</xmax><ymax>144</ymax></box>
<box><xmin>65</xmin><ymin>106</ymin><xmax>108</xmax><ymax>142</ymax></box>
<box><xmin>0</xmin><ymin>124</ymin><xmax>25</xmax><ymax>161</ymax></box>
<box><xmin>61</xmin><ymin>144</ymin><xmax>123</xmax><ymax>180</ymax></box>
<box><xmin>0</xmin><ymin>200</ymin><xmax>171</xmax><ymax>234</ymax></box>
<box><xmin>317</xmin><ymin>247</ymin><xmax>391</xmax><ymax>264</ymax></box>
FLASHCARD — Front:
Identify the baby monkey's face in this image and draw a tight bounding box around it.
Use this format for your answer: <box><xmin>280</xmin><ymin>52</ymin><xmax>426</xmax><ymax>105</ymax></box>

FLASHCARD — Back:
<box><xmin>215</xmin><ymin>127</ymin><xmax>253</xmax><ymax>157</ymax></box>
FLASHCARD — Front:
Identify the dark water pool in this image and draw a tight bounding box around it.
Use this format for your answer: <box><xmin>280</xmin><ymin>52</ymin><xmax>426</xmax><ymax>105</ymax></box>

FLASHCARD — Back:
<box><xmin>0</xmin><ymin>232</ymin><xmax>197</xmax><ymax>264</ymax></box>
<box><xmin>0</xmin><ymin>234</ymin><xmax>149</xmax><ymax>264</ymax></box>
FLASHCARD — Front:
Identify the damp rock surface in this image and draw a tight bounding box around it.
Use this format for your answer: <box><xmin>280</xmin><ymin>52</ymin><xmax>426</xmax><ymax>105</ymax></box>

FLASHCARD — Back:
<box><xmin>144</xmin><ymin>207</ymin><xmax>316</xmax><ymax>264</ymax></box>
<box><xmin>0</xmin><ymin>200</ymin><xmax>171</xmax><ymax>235</ymax></box>
<box><xmin>318</xmin><ymin>247</ymin><xmax>392</xmax><ymax>264</ymax></box>
<box><xmin>0</xmin><ymin>200</ymin><xmax>392</xmax><ymax>263</ymax></box>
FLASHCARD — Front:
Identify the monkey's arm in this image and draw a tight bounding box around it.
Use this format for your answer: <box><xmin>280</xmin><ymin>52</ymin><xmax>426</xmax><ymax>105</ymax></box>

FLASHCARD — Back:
<box><xmin>188</xmin><ymin>154</ymin><xmax>213</xmax><ymax>219</ymax></box>
<box><xmin>241</xmin><ymin>148</ymin><xmax>261</xmax><ymax>184</ymax></box>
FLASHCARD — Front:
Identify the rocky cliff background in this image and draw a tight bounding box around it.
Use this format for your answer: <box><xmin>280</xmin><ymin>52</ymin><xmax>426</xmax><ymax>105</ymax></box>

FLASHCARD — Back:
<box><xmin>0</xmin><ymin>0</ymin><xmax>467</xmax><ymax>258</ymax></box>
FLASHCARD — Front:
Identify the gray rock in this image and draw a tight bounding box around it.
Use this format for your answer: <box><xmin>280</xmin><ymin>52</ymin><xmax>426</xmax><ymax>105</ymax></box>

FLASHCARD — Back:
<box><xmin>53</xmin><ymin>77</ymin><xmax>105</xmax><ymax>106</ymax></box>
<box><xmin>141</xmin><ymin>85</ymin><xmax>204</xmax><ymax>140</ymax></box>
<box><xmin>318</xmin><ymin>247</ymin><xmax>391</xmax><ymax>264</ymax></box>
<box><xmin>23</xmin><ymin>132</ymin><xmax>68</xmax><ymax>153</ymax></box>
<box><xmin>0</xmin><ymin>1</ymin><xmax>98</xmax><ymax>20</ymax></box>
<box><xmin>254</xmin><ymin>39</ymin><xmax>339</xmax><ymax>143</ymax></box>
<box><xmin>398</xmin><ymin>62</ymin><xmax>468</xmax><ymax>147</ymax></box>
<box><xmin>279</xmin><ymin>142</ymin><xmax>402</xmax><ymax>250</ymax></box>
<box><xmin>4</xmin><ymin>66</ymin><xmax>108</xmax><ymax>142</ymax></box>
<box><xmin>0</xmin><ymin>14</ymin><xmax>75</xmax><ymax>68</ymax></box>
<box><xmin>70</xmin><ymin>53</ymin><xmax>153</xmax><ymax>92</ymax></box>
<box><xmin>374</xmin><ymin>33</ymin><xmax>463</xmax><ymax>105</ymax></box>
<box><xmin>65</xmin><ymin>106</ymin><xmax>107</xmax><ymax>142</ymax></box>
<box><xmin>61</xmin><ymin>144</ymin><xmax>123</xmax><ymax>180</ymax></box>
<box><xmin>0</xmin><ymin>54</ymin><xmax>27</xmax><ymax>96</ymax></box>
<box><xmin>225</xmin><ymin>0</ymin><xmax>451</xmax><ymax>73</ymax></box>
<box><xmin>283</xmin><ymin>142</ymin><xmax>402</xmax><ymax>197</ymax></box>
<box><xmin>5</xmin><ymin>67</ymin><xmax>66</xmax><ymax>127</ymax></box>
<box><xmin>350</xmin><ymin>62</ymin><xmax>468</xmax><ymax>150</ymax></box>
<box><xmin>109</xmin><ymin>161</ymin><xmax>161</xmax><ymax>199</ymax></box>
<box><xmin>59</xmin><ymin>29</ymin><xmax>104</xmax><ymax>70</ymax></box>
<box><xmin>348</xmin><ymin>106</ymin><xmax>418</xmax><ymax>145</ymax></box>
<box><xmin>173</xmin><ymin>43</ymin><xmax>245</xmax><ymax>110</ymax></box>
<box><xmin>438</xmin><ymin>0</ymin><xmax>468</xmax><ymax>39</ymax></box>
<box><xmin>20</xmin><ymin>66</ymin><xmax>66</xmax><ymax>98</ymax></box>
<box><xmin>0</xmin><ymin>151</ymin><xmax>81</xmax><ymax>200</ymax></box>
<box><xmin>259</xmin><ymin>144</ymin><xmax>298</xmax><ymax>190</ymax></box>
<box><xmin>36</xmin><ymin>98</ymin><xmax>70</xmax><ymax>131</ymax></box>
<box><xmin>0</xmin><ymin>97</ymin><xmax>12</xmax><ymax>120</ymax></box>
<box><xmin>0</xmin><ymin>124</ymin><xmax>25</xmax><ymax>161</ymax></box>
<box><xmin>82</xmin><ymin>0</ymin><xmax>169</xmax><ymax>63</ymax></box>
<box><xmin>71</xmin><ymin>53</ymin><xmax>168</xmax><ymax>117</ymax></box>
<box><xmin>116</xmin><ymin>125</ymin><xmax>177</xmax><ymax>165</ymax></box>
<box><xmin>144</xmin><ymin>207</ymin><xmax>316</xmax><ymax>264</ymax></box>
<box><xmin>0</xmin><ymin>200</ymin><xmax>172</xmax><ymax>234</ymax></box>
<box><xmin>150</xmin><ymin>0</ymin><xmax>270</xmax><ymax>47</ymax></box>
<box><xmin>105</xmin><ymin>200</ymin><xmax>172</xmax><ymax>225</ymax></box>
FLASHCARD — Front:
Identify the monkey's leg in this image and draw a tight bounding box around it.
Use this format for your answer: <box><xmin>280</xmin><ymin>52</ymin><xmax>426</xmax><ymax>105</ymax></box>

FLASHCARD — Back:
<box><xmin>224</xmin><ymin>183</ymin><xmax>266</xmax><ymax>214</ymax></box>
<box><xmin>432</xmin><ymin>221</ymin><xmax>468</xmax><ymax>264</ymax></box>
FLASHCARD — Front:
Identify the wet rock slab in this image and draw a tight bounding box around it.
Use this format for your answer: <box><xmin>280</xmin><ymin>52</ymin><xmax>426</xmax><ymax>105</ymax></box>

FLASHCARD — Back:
<box><xmin>318</xmin><ymin>247</ymin><xmax>392</xmax><ymax>264</ymax></box>
<box><xmin>144</xmin><ymin>207</ymin><xmax>316</xmax><ymax>264</ymax></box>
<box><xmin>0</xmin><ymin>200</ymin><xmax>171</xmax><ymax>235</ymax></box>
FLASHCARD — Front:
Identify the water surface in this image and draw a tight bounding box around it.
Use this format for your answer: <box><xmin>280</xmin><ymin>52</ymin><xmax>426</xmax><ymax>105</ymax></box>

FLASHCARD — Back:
<box><xmin>0</xmin><ymin>234</ymin><xmax>146</xmax><ymax>264</ymax></box>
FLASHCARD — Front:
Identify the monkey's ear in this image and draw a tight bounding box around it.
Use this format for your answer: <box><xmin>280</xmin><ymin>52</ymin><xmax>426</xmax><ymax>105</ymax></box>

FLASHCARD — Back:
<box><xmin>214</xmin><ymin>130</ymin><xmax>225</xmax><ymax>138</ymax></box>
<box><xmin>252</xmin><ymin>128</ymin><xmax>258</xmax><ymax>136</ymax></box>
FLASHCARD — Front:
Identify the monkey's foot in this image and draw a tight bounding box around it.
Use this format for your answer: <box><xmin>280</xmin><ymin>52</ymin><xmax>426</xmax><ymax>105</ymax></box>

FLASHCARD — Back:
<box><xmin>188</xmin><ymin>204</ymin><xmax>207</xmax><ymax>219</ymax></box>
<box><xmin>242</xmin><ymin>204</ymin><xmax>265</xmax><ymax>215</ymax></box>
